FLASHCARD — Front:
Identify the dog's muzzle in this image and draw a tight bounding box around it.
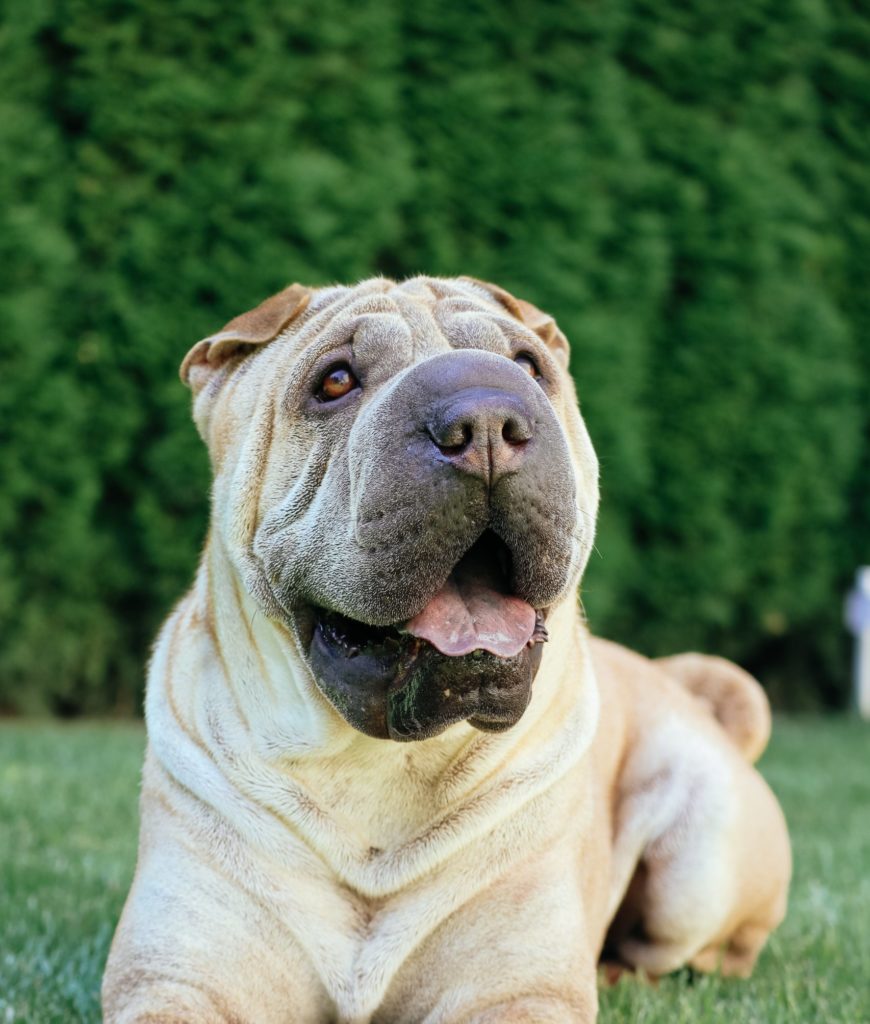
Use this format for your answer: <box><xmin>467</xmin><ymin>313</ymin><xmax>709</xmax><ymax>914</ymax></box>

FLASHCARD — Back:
<box><xmin>266</xmin><ymin>350</ymin><xmax>580</xmax><ymax>740</ymax></box>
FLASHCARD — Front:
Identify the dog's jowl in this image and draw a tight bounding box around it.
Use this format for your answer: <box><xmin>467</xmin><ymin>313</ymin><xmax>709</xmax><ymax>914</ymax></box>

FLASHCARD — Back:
<box><xmin>103</xmin><ymin>277</ymin><xmax>791</xmax><ymax>1024</ymax></box>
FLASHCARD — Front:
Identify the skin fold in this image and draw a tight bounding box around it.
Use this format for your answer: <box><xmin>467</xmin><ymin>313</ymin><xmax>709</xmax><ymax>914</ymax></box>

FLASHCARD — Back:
<box><xmin>102</xmin><ymin>276</ymin><xmax>791</xmax><ymax>1023</ymax></box>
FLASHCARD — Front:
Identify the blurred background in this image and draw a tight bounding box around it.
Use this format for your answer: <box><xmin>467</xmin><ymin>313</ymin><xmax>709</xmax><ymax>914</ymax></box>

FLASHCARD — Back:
<box><xmin>1</xmin><ymin>0</ymin><xmax>867</xmax><ymax>716</ymax></box>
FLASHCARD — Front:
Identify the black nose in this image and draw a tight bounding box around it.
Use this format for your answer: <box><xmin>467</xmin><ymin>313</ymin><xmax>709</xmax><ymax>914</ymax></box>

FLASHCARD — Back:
<box><xmin>426</xmin><ymin>386</ymin><xmax>535</xmax><ymax>483</ymax></box>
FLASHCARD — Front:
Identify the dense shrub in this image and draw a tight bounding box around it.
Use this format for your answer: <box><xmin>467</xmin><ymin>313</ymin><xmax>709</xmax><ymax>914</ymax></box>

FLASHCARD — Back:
<box><xmin>1</xmin><ymin>0</ymin><xmax>866</xmax><ymax>712</ymax></box>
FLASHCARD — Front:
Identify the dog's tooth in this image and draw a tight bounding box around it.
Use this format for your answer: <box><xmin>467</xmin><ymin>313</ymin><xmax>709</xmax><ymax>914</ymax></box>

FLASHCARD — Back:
<box><xmin>529</xmin><ymin>615</ymin><xmax>549</xmax><ymax>645</ymax></box>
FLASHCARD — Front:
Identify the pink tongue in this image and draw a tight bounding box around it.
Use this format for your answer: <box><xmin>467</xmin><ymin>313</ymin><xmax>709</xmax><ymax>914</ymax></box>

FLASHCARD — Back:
<box><xmin>405</xmin><ymin>555</ymin><xmax>536</xmax><ymax>658</ymax></box>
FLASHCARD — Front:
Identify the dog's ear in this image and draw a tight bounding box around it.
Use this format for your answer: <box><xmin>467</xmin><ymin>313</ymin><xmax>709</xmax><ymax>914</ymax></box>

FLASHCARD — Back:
<box><xmin>181</xmin><ymin>283</ymin><xmax>312</xmax><ymax>392</ymax></box>
<box><xmin>461</xmin><ymin>277</ymin><xmax>570</xmax><ymax>368</ymax></box>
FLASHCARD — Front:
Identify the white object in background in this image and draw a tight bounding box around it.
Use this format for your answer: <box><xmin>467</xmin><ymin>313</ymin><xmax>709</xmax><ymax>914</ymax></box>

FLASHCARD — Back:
<box><xmin>845</xmin><ymin>567</ymin><xmax>870</xmax><ymax>720</ymax></box>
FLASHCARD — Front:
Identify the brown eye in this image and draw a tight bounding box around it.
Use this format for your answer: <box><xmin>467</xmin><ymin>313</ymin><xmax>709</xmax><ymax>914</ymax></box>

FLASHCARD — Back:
<box><xmin>514</xmin><ymin>353</ymin><xmax>540</xmax><ymax>378</ymax></box>
<box><xmin>317</xmin><ymin>363</ymin><xmax>359</xmax><ymax>401</ymax></box>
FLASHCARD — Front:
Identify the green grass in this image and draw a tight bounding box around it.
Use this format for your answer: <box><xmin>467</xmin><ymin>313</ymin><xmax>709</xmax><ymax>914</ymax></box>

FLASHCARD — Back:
<box><xmin>1</xmin><ymin>718</ymin><xmax>868</xmax><ymax>1023</ymax></box>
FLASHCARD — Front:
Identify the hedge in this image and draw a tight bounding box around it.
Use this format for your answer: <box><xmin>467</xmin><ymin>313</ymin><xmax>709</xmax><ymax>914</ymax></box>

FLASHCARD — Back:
<box><xmin>1</xmin><ymin>0</ymin><xmax>867</xmax><ymax>713</ymax></box>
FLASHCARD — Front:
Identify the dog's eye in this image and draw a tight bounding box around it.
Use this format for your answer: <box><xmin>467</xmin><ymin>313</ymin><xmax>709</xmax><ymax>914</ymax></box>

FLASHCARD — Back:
<box><xmin>514</xmin><ymin>353</ymin><xmax>540</xmax><ymax>379</ymax></box>
<box><xmin>317</xmin><ymin>363</ymin><xmax>359</xmax><ymax>402</ymax></box>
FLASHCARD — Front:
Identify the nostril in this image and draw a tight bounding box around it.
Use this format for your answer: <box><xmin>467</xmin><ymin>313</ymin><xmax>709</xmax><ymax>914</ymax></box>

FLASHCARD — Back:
<box><xmin>428</xmin><ymin>420</ymin><xmax>472</xmax><ymax>455</ymax></box>
<box><xmin>502</xmin><ymin>417</ymin><xmax>532</xmax><ymax>447</ymax></box>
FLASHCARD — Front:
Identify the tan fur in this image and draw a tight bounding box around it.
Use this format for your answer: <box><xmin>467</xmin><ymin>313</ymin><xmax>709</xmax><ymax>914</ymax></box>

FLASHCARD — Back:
<box><xmin>655</xmin><ymin>652</ymin><xmax>772</xmax><ymax>763</ymax></box>
<box><xmin>103</xmin><ymin>277</ymin><xmax>791</xmax><ymax>1023</ymax></box>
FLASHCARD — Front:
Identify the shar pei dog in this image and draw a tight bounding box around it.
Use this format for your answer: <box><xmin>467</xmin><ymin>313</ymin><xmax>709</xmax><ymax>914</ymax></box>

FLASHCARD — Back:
<box><xmin>103</xmin><ymin>276</ymin><xmax>791</xmax><ymax>1023</ymax></box>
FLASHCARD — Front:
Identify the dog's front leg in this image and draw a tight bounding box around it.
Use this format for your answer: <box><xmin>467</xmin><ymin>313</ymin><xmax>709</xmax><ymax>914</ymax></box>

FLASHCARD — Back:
<box><xmin>103</xmin><ymin>798</ymin><xmax>332</xmax><ymax>1024</ymax></box>
<box><xmin>101</xmin><ymin>975</ymin><xmax>243</xmax><ymax>1024</ymax></box>
<box><xmin>379</xmin><ymin>831</ymin><xmax>600</xmax><ymax>1024</ymax></box>
<box><xmin>454</xmin><ymin>994</ymin><xmax>596</xmax><ymax>1023</ymax></box>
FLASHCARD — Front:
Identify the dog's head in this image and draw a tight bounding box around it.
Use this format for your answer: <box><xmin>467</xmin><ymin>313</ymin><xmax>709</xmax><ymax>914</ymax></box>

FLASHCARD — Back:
<box><xmin>182</xmin><ymin>277</ymin><xmax>598</xmax><ymax>741</ymax></box>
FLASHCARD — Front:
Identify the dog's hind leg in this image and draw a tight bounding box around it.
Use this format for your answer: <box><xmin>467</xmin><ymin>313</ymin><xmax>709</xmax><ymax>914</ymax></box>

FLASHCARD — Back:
<box><xmin>614</xmin><ymin>823</ymin><xmax>735</xmax><ymax>978</ymax></box>
<box><xmin>690</xmin><ymin>920</ymin><xmax>772</xmax><ymax>978</ymax></box>
<box><xmin>610</xmin><ymin>728</ymin><xmax>789</xmax><ymax>980</ymax></box>
<box><xmin>617</xmin><ymin>918</ymin><xmax>773</xmax><ymax>979</ymax></box>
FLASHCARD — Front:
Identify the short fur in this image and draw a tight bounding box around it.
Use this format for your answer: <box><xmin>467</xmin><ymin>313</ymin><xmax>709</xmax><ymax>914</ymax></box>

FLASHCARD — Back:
<box><xmin>103</xmin><ymin>276</ymin><xmax>790</xmax><ymax>1023</ymax></box>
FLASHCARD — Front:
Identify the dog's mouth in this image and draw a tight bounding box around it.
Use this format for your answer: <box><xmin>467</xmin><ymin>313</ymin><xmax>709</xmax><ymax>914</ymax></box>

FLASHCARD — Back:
<box><xmin>316</xmin><ymin>532</ymin><xmax>547</xmax><ymax>658</ymax></box>
<box><xmin>307</xmin><ymin>531</ymin><xmax>549</xmax><ymax>741</ymax></box>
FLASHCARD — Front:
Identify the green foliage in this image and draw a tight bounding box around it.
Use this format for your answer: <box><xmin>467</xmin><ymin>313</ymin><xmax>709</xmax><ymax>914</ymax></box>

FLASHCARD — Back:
<box><xmin>1</xmin><ymin>0</ymin><xmax>866</xmax><ymax>711</ymax></box>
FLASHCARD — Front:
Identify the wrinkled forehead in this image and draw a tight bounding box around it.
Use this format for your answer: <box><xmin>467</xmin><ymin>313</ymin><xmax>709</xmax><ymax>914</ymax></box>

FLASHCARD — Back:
<box><xmin>281</xmin><ymin>276</ymin><xmax>539</xmax><ymax>366</ymax></box>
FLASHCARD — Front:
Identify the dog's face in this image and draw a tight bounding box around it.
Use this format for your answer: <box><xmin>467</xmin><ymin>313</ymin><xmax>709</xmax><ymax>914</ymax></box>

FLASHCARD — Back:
<box><xmin>182</xmin><ymin>277</ymin><xmax>598</xmax><ymax>741</ymax></box>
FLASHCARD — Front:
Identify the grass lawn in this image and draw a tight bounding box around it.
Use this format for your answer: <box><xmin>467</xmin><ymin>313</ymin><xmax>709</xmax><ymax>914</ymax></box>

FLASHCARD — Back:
<box><xmin>1</xmin><ymin>717</ymin><xmax>868</xmax><ymax>1023</ymax></box>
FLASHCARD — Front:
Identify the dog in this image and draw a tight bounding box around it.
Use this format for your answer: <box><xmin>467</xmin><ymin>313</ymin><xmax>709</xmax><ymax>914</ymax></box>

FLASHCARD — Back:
<box><xmin>102</xmin><ymin>276</ymin><xmax>791</xmax><ymax>1023</ymax></box>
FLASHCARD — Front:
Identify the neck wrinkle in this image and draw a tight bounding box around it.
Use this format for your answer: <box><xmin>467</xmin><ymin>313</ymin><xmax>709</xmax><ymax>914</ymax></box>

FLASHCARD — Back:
<box><xmin>148</xmin><ymin>551</ymin><xmax>599</xmax><ymax>892</ymax></box>
<box><xmin>201</xmin><ymin>535</ymin><xmax>336</xmax><ymax>758</ymax></box>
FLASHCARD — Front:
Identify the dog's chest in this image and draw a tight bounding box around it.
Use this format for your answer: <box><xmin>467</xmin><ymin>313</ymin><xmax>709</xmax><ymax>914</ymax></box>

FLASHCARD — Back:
<box><xmin>263</xmin><ymin>819</ymin><xmax>523</xmax><ymax>1021</ymax></box>
<box><xmin>231</xmin><ymin>759</ymin><xmax>563</xmax><ymax>1023</ymax></box>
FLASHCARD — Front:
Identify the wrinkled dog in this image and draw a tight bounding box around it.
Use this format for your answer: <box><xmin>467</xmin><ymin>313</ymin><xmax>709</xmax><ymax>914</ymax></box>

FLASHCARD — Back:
<box><xmin>103</xmin><ymin>277</ymin><xmax>791</xmax><ymax>1023</ymax></box>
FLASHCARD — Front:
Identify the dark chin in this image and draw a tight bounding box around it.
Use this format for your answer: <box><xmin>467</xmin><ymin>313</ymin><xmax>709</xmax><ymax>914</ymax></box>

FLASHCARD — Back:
<box><xmin>305</xmin><ymin>609</ymin><xmax>545</xmax><ymax>742</ymax></box>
